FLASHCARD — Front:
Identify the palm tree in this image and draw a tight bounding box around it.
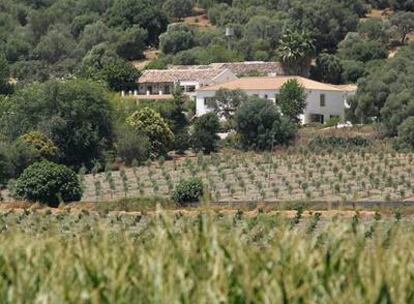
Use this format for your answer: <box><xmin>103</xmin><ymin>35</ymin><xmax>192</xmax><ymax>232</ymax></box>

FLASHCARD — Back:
<box><xmin>278</xmin><ymin>29</ymin><xmax>315</xmax><ymax>76</ymax></box>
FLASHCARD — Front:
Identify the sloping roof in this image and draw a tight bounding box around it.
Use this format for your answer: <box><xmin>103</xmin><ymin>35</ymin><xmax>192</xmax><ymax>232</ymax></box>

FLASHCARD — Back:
<box><xmin>129</xmin><ymin>94</ymin><xmax>173</xmax><ymax>100</ymax></box>
<box><xmin>332</xmin><ymin>84</ymin><xmax>358</xmax><ymax>92</ymax></box>
<box><xmin>210</xmin><ymin>62</ymin><xmax>286</xmax><ymax>76</ymax></box>
<box><xmin>138</xmin><ymin>68</ymin><xmax>228</xmax><ymax>83</ymax></box>
<box><xmin>169</xmin><ymin>61</ymin><xmax>287</xmax><ymax>76</ymax></box>
<box><xmin>198</xmin><ymin>76</ymin><xmax>350</xmax><ymax>92</ymax></box>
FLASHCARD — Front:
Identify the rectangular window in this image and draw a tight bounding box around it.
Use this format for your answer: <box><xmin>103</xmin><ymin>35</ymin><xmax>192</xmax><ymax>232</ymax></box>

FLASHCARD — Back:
<box><xmin>264</xmin><ymin>94</ymin><xmax>268</xmax><ymax>99</ymax></box>
<box><xmin>310</xmin><ymin>114</ymin><xmax>324</xmax><ymax>124</ymax></box>
<box><xmin>275</xmin><ymin>93</ymin><xmax>279</xmax><ymax>103</ymax></box>
<box><xmin>164</xmin><ymin>85</ymin><xmax>170</xmax><ymax>94</ymax></box>
<box><xmin>186</xmin><ymin>86</ymin><xmax>196</xmax><ymax>92</ymax></box>
<box><xmin>320</xmin><ymin>94</ymin><xmax>326</xmax><ymax>107</ymax></box>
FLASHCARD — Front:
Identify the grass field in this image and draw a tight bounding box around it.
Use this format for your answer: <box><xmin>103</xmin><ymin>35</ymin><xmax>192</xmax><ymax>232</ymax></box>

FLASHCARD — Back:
<box><xmin>0</xmin><ymin>208</ymin><xmax>412</xmax><ymax>303</ymax></box>
<box><xmin>67</xmin><ymin>150</ymin><xmax>414</xmax><ymax>203</ymax></box>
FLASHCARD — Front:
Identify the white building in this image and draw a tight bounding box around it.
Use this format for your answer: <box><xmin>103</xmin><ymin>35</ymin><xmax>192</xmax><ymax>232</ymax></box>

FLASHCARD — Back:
<box><xmin>196</xmin><ymin>76</ymin><xmax>357</xmax><ymax>124</ymax></box>
<box><xmin>132</xmin><ymin>68</ymin><xmax>237</xmax><ymax>100</ymax></box>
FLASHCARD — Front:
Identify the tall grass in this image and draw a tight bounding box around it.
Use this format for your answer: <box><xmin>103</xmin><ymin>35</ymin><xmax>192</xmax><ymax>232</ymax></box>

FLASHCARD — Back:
<box><xmin>0</xmin><ymin>210</ymin><xmax>412</xmax><ymax>303</ymax></box>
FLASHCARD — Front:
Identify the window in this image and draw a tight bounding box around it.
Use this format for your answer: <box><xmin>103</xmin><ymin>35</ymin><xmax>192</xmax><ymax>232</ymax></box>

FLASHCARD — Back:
<box><xmin>164</xmin><ymin>85</ymin><xmax>171</xmax><ymax>94</ymax></box>
<box><xmin>204</xmin><ymin>97</ymin><xmax>215</xmax><ymax>107</ymax></box>
<box><xmin>310</xmin><ymin>114</ymin><xmax>324</xmax><ymax>124</ymax></box>
<box><xmin>186</xmin><ymin>86</ymin><xmax>196</xmax><ymax>92</ymax></box>
<box><xmin>320</xmin><ymin>94</ymin><xmax>326</xmax><ymax>107</ymax></box>
<box><xmin>264</xmin><ymin>94</ymin><xmax>268</xmax><ymax>99</ymax></box>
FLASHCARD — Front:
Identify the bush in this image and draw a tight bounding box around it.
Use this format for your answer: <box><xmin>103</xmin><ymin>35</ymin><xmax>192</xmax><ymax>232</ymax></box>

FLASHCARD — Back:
<box><xmin>127</xmin><ymin>107</ymin><xmax>174</xmax><ymax>157</ymax></box>
<box><xmin>191</xmin><ymin>113</ymin><xmax>220</xmax><ymax>154</ymax></box>
<box><xmin>20</xmin><ymin>131</ymin><xmax>58</xmax><ymax>161</ymax></box>
<box><xmin>394</xmin><ymin>117</ymin><xmax>414</xmax><ymax>151</ymax></box>
<box><xmin>235</xmin><ymin>97</ymin><xmax>297</xmax><ymax>150</ymax></box>
<box><xmin>172</xmin><ymin>178</ymin><xmax>204</xmax><ymax>204</ymax></box>
<box><xmin>115</xmin><ymin>125</ymin><xmax>150</xmax><ymax>165</ymax></box>
<box><xmin>13</xmin><ymin>161</ymin><xmax>83</xmax><ymax>207</ymax></box>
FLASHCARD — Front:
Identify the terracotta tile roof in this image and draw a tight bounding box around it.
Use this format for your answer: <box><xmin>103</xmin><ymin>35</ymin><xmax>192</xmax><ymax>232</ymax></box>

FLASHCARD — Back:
<box><xmin>170</xmin><ymin>61</ymin><xmax>287</xmax><ymax>76</ymax></box>
<box><xmin>332</xmin><ymin>84</ymin><xmax>358</xmax><ymax>92</ymax></box>
<box><xmin>138</xmin><ymin>68</ymin><xmax>227</xmax><ymax>83</ymax></box>
<box><xmin>128</xmin><ymin>94</ymin><xmax>173</xmax><ymax>100</ymax></box>
<box><xmin>210</xmin><ymin>62</ymin><xmax>286</xmax><ymax>76</ymax></box>
<box><xmin>198</xmin><ymin>76</ymin><xmax>351</xmax><ymax>92</ymax></box>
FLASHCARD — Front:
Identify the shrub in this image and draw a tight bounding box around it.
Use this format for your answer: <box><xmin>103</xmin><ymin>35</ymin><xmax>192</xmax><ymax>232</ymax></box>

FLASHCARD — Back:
<box><xmin>115</xmin><ymin>125</ymin><xmax>150</xmax><ymax>165</ymax></box>
<box><xmin>127</xmin><ymin>107</ymin><xmax>174</xmax><ymax>157</ymax></box>
<box><xmin>235</xmin><ymin>97</ymin><xmax>297</xmax><ymax>150</ymax></box>
<box><xmin>191</xmin><ymin>113</ymin><xmax>220</xmax><ymax>154</ymax></box>
<box><xmin>20</xmin><ymin>131</ymin><xmax>58</xmax><ymax>160</ymax></box>
<box><xmin>172</xmin><ymin>178</ymin><xmax>204</xmax><ymax>204</ymax></box>
<box><xmin>13</xmin><ymin>161</ymin><xmax>83</xmax><ymax>207</ymax></box>
<box><xmin>394</xmin><ymin>117</ymin><xmax>414</xmax><ymax>151</ymax></box>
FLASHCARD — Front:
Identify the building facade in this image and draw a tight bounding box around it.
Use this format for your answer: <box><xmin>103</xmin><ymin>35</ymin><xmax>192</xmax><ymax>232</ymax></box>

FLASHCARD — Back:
<box><xmin>196</xmin><ymin>76</ymin><xmax>356</xmax><ymax>125</ymax></box>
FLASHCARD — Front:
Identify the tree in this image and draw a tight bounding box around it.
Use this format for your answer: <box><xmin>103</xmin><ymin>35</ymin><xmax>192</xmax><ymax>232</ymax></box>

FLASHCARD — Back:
<box><xmin>127</xmin><ymin>107</ymin><xmax>174</xmax><ymax>157</ymax></box>
<box><xmin>278</xmin><ymin>79</ymin><xmax>307</xmax><ymax>124</ymax></box>
<box><xmin>235</xmin><ymin>97</ymin><xmax>297</xmax><ymax>150</ymax></box>
<box><xmin>278</xmin><ymin>29</ymin><xmax>315</xmax><ymax>76</ymax></box>
<box><xmin>13</xmin><ymin>160</ymin><xmax>83</xmax><ymax>207</ymax></box>
<box><xmin>390</xmin><ymin>12</ymin><xmax>414</xmax><ymax>45</ymax></box>
<box><xmin>108</xmin><ymin>0</ymin><xmax>168</xmax><ymax>45</ymax></box>
<box><xmin>191</xmin><ymin>113</ymin><xmax>220</xmax><ymax>154</ymax></box>
<box><xmin>0</xmin><ymin>79</ymin><xmax>114</xmax><ymax>168</ymax></box>
<box><xmin>288</xmin><ymin>0</ymin><xmax>359</xmax><ymax>52</ymax></box>
<box><xmin>0</xmin><ymin>52</ymin><xmax>13</xmax><ymax>95</ymax></box>
<box><xmin>115</xmin><ymin>125</ymin><xmax>150</xmax><ymax>165</ymax></box>
<box><xmin>163</xmin><ymin>0</ymin><xmax>193</xmax><ymax>21</ymax></box>
<box><xmin>395</xmin><ymin>117</ymin><xmax>414</xmax><ymax>150</ymax></box>
<box><xmin>341</xmin><ymin>60</ymin><xmax>366</xmax><ymax>83</ymax></box>
<box><xmin>114</xmin><ymin>26</ymin><xmax>148</xmax><ymax>60</ymax></box>
<box><xmin>337</xmin><ymin>34</ymin><xmax>388</xmax><ymax>62</ymax></box>
<box><xmin>207</xmin><ymin>88</ymin><xmax>248</xmax><ymax>122</ymax></box>
<box><xmin>20</xmin><ymin>131</ymin><xmax>58</xmax><ymax>161</ymax></box>
<box><xmin>358</xmin><ymin>19</ymin><xmax>391</xmax><ymax>44</ymax></box>
<box><xmin>172</xmin><ymin>177</ymin><xmax>203</xmax><ymax>204</ymax></box>
<box><xmin>159</xmin><ymin>24</ymin><xmax>194</xmax><ymax>55</ymax></box>
<box><xmin>80</xmin><ymin>44</ymin><xmax>139</xmax><ymax>91</ymax></box>
<box><xmin>311</xmin><ymin>53</ymin><xmax>343</xmax><ymax>84</ymax></box>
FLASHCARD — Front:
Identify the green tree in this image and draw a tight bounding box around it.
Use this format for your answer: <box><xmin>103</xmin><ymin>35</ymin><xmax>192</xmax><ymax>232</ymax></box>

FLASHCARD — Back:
<box><xmin>278</xmin><ymin>29</ymin><xmax>315</xmax><ymax>75</ymax></box>
<box><xmin>390</xmin><ymin>12</ymin><xmax>414</xmax><ymax>45</ymax></box>
<box><xmin>163</xmin><ymin>0</ymin><xmax>193</xmax><ymax>21</ymax></box>
<box><xmin>312</xmin><ymin>53</ymin><xmax>343</xmax><ymax>84</ymax></box>
<box><xmin>395</xmin><ymin>117</ymin><xmax>414</xmax><ymax>150</ymax></box>
<box><xmin>115</xmin><ymin>125</ymin><xmax>150</xmax><ymax>165</ymax></box>
<box><xmin>108</xmin><ymin>0</ymin><xmax>168</xmax><ymax>45</ymax></box>
<box><xmin>0</xmin><ymin>79</ymin><xmax>114</xmax><ymax>168</ymax></box>
<box><xmin>207</xmin><ymin>88</ymin><xmax>248</xmax><ymax>122</ymax></box>
<box><xmin>278</xmin><ymin>79</ymin><xmax>307</xmax><ymax>124</ymax></box>
<box><xmin>114</xmin><ymin>26</ymin><xmax>147</xmax><ymax>60</ymax></box>
<box><xmin>0</xmin><ymin>52</ymin><xmax>13</xmax><ymax>95</ymax></box>
<box><xmin>159</xmin><ymin>24</ymin><xmax>194</xmax><ymax>55</ymax></box>
<box><xmin>235</xmin><ymin>97</ymin><xmax>297</xmax><ymax>151</ymax></box>
<box><xmin>20</xmin><ymin>131</ymin><xmax>58</xmax><ymax>161</ymax></box>
<box><xmin>127</xmin><ymin>107</ymin><xmax>174</xmax><ymax>157</ymax></box>
<box><xmin>337</xmin><ymin>34</ymin><xmax>388</xmax><ymax>62</ymax></box>
<box><xmin>13</xmin><ymin>160</ymin><xmax>83</xmax><ymax>207</ymax></box>
<box><xmin>191</xmin><ymin>113</ymin><xmax>220</xmax><ymax>154</ymax></box>
<box><xmin>172</xmin><ymin>177</ymin><xmax>203</xmax><ymax>204</ymax></box>
<box><xmin>80</xmin><ymin>44</ymin><xmax>139</xmax><ymax>91</ymax></box>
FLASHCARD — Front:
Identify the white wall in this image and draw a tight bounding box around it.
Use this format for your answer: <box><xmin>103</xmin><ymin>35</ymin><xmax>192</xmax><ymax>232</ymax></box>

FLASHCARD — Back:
<box><xmin>196</xmin><ymin>89</ymin><xmax>349</xmax><ymax>125</ymax></box>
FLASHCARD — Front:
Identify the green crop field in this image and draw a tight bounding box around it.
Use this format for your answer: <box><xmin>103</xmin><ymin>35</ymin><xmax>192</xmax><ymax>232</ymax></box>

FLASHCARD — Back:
<box><xmin>68</xmin><ymin>151</ymin><xmax>414</xmax><ymax>203</ymax></box>
<box><xmin>0</xmin><ymin>208</ymin><xmax>412</xmax><ymax>303</ymax></box>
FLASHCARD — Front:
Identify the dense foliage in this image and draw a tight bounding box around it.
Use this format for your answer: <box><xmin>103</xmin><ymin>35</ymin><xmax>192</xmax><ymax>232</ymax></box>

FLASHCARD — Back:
<box><xmin>0</xmin><ymin>79</ymin><xmax>113</xmax><ymax>168</ymax></box>
<box><xmin>235</xmin><ymin>97</ymin><xmax>297</xmax><ymax>150</ymax></box>
<box><xmin>191</xmin><ymin>113</ymin><xmax>221</xmax><ymax>154</ymax></box>
<box><xmin>172</xmin><ymin>177</ymin><xmax>204</xmax><ymax>203</ymax></box>
<box><xmin>13</xmin><ymin>160</ymin><xmax>82</xmax><ymax>207</ymax></box>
